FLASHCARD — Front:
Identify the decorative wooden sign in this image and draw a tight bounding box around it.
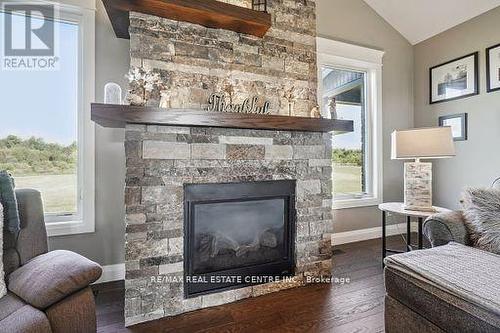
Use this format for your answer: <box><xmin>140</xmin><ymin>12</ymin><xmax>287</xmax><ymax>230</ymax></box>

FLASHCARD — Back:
<box><xmin>207</xmin><ymin>93</ymin><xmax>270</xmax><ymax>114</ymax></box>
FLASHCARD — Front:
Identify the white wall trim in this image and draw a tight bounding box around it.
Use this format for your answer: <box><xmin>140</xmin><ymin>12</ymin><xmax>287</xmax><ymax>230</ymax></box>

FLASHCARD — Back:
<box><xmin>317</xmin><ymin>38</ymin><xmax>384</xmax><ymax>65</ymax></box>
<box><xmin>94</xmin><ymin>263</ymin><xmax>125</xmax><ymax>284</ymax></box>
<box><xmin>317</xmin><ymin>37</ymin><xmax>384</xmax><ymax>210</ymax></box>
<box><xmin>43</xmin><ymin>1</ymin><xmax>96</xmax><ymax>237</ymax></box>
<box><xmin>332</xmin><ymin>223</ymin><xmax>418</xmax><ymax>246</ymax></box>
<box><xmin>60</xmin><ymin>0</ymin><xmax>96</xmax><ymax>11</ymax></box>
<box><xmin>4</xmin><ymin>0</ymin><xmax>96</xmax><ymax>11</ymax></box>
<box><xmin>332</xmin><ymin>198</ymin><xmax>380</xmax><ymax>210</ymax></box>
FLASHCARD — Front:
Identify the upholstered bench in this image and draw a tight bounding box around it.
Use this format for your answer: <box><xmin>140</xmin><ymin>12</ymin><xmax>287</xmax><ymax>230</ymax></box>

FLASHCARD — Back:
<box><xmin>384</xmin><ymin>243</ymin><xmax>500</xmax><ymax>333</ymax></box>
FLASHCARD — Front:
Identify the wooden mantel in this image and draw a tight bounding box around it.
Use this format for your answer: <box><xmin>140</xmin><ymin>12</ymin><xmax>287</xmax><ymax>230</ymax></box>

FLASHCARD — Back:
<box><xmin>103</xmin><ymin>0</ymin><xmax>272</xmax><ymax>39</ymax></box>
<box><xmin>91</xmin><ymin>104</ymin><xmax>354</xmax><ymax>133</ymax></box>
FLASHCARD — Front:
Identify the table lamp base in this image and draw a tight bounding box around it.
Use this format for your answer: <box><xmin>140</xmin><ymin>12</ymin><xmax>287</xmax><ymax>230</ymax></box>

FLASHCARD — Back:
<box><xmin>404</xmin><ymin>161</ymin><xmax>435</xmax><ymax>212</ymax></box>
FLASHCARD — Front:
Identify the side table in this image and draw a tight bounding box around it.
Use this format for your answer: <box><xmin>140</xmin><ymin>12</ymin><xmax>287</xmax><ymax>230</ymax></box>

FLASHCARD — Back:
<box><xmin>378</xmin><ymin>203</ymin><xmax>450</xmax><ymax>262</ymax></box>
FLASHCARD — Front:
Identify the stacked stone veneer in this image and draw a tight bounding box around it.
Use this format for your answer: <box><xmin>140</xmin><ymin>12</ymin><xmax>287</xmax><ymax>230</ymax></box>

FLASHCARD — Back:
<box><xmin>128</xmin><ymin>0</ymin><xmax>318</xmax><ymax>117</ymax></box>
<box><xmin>124</xmin><ymin>125</ymin><xmax>333</xmax><ymax>325</ymax></box>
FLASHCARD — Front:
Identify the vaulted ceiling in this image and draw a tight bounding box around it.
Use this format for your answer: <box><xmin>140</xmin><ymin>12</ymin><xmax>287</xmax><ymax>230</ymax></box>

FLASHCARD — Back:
<box><xmin>363</xmin><ymin>0</ymin><xmax>500</xmax><ymax>45</ymax></box>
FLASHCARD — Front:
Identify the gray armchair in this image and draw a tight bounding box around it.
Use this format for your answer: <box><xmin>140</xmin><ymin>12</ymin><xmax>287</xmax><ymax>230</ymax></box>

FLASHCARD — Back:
<box><xmin>423</xmin><ymin>210</ymin><xmax>471</xmax><ymax>247</ymax></box>
<box><xmin>424</xmin><ymin>179</ymin><xmax>500</xmax><ymax>248</ymax></box>
<box><xmin>1</xmin><ymin>189</ymin><xmax>102</xmax><ymax>333</ymax></box>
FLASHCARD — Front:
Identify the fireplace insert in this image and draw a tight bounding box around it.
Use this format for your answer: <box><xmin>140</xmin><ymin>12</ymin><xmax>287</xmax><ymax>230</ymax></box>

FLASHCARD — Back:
<box><xmin>184</xmin><ymin>180</ymin><xmax>296</xmax><ymax>297</ymax></box>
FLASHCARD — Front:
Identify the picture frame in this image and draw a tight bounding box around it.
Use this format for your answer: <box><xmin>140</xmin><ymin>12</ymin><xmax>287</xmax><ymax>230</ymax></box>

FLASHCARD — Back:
<box><xmin>438</xmin><ymin>113</ymin><xmax>468</xmax><ymax>141</ymax></box>
<box><xmin>429</xmin><ymin>52</ymin><xmax>479</xmax><ymax>104</ymax></box>
<box><xmin>486</xmin><ymin>43</ymin><xmax>500</xmax><ymax>93</ymax></box>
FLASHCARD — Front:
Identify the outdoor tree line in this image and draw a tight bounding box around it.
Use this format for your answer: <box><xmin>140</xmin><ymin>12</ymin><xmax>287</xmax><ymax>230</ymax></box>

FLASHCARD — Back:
<box><xmin>332</xmin><ymin>148</ymin><xmax>362</xmax><ymax>166</ymax></box>
<box><xmin>0</xmin><ymin>135</ymin><xmax>77</xmax><ymax>176</ymax></box>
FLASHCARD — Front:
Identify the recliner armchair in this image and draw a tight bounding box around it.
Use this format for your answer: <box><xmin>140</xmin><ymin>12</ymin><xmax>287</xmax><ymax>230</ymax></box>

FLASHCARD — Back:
<box><xmin>423</xmin><ymin>180</ymin><xmax>500</xmax><ymax>248</ymax></box>
<box><xmin>1</xmin><ymin>189</ymin><xmax>102</xmax><ymax>333</ymax></box>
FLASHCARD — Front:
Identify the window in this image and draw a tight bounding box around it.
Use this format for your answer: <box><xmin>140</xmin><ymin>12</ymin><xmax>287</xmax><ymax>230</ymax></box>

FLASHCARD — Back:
<box><xmin>0</xmin><ymin>0</ymin><xmax>95</xmax><ymax>235</ymax></box>
<box><xmin>317</xmin><ymin>38</ymin><xmax>383</xmax><ymax>209</ymax></box>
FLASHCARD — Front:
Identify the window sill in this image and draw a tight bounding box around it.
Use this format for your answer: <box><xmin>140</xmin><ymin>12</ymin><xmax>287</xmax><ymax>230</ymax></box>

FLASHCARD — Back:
<box><xmin>332</xmin><ymin>197</ymin><xmax>381</xmax><ymax>210</ymax></box>
<box><xmin>46</xmin><ymin>220</ymin><xmax>95</xmax><ymax>237</ymax></box>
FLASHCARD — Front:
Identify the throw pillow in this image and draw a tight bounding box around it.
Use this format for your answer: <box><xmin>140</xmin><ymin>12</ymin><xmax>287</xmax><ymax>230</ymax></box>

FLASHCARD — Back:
<box><xmin>0</xmin><ymin>171</ymin><xmax>20</xmax><ymax>233</ymax></box>
<box><xmin>0</xmin><ymin>202</ymin><xmax>6</xmax><ymax>298</ymax></box>
<box><xmin>462</xmin><ymin>187</ymin><xmax>500</xmax><ymax>254</ymax></box>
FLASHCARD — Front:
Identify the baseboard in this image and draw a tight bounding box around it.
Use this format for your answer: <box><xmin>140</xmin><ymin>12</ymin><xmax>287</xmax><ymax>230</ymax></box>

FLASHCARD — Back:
<box><xmin>94</xmin><ymin>263</ymin><xmax>125</xmax><ymax>284</ymax></box>
<box><xmin>332</xmin><ymin>223</ymin><xmax>418</xmax><ymax>246</ymax></box>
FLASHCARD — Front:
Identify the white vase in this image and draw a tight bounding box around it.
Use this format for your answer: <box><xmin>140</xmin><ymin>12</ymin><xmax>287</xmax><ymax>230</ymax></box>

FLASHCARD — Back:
<box><xmin>104</xmin><ymin>82</ymin><xmax>122</xmax><ymax>104</ymax></box>
<box><xmin>159</xmin><ymin>91</ymin><xmax>171</xmax><ymax>109</ymax></box>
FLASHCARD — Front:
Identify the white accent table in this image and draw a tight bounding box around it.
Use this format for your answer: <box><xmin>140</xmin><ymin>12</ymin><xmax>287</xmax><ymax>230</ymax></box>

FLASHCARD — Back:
<box><xmin>378</xmin><ymin>203</ymin><xmax>451</xmax><ymax>262</ymax></box>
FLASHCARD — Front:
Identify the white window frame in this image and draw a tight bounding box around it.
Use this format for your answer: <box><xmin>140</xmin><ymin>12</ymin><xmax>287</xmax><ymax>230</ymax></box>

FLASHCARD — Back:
<box><xmin>6</xmin><ymin>0</ymin><xmax>96</xmax><ymax>236</ymax></box>
<box><xmin>317</xmin><ymin>38</ymin><xmax>384</xmax><ymax>210</ymax></box>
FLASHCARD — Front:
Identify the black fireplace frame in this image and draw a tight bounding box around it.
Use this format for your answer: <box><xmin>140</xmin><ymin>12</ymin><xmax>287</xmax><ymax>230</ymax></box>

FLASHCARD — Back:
<box><xmin>184</xmin><ymin>180</ymin><xmax>296</xmax><ymax>298</ymax></box>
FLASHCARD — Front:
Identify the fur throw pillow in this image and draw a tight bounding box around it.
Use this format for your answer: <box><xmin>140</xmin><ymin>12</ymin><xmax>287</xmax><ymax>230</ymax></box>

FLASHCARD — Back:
<box><xmin>0</xmin><ymin>202</ymin><xmax>6</xmax><ymax>298</ymax></box>
<box><xmin>462</xmin><ymin>188</ymin><xmax>500</xmax><ymax>254</ymax></box>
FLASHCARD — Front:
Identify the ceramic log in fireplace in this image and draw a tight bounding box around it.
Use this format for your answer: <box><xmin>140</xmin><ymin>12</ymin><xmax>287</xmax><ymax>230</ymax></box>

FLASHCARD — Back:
<box><xmin>184</xmin><ymin>180</ymin><xmax>296</xmax><ymax>297</ymax></box>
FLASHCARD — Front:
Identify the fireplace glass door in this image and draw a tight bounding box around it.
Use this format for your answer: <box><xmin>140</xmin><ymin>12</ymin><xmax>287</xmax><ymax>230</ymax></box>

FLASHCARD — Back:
<box><xmin>184</xmin><ymin>180</ymin><xmax>295</xmax><ymax>297</ymax></box>
<box><xmin>193</xmin><ymin>198</ymin><xmax>285</xmax><ymax>273</ymax></box>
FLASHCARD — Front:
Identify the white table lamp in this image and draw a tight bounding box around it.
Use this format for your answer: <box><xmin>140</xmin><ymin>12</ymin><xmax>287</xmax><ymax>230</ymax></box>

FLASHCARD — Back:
<box><xmin>391</xmin><ymin>127</ymin><xmax>455</xmax><ymax>211</ymax></box>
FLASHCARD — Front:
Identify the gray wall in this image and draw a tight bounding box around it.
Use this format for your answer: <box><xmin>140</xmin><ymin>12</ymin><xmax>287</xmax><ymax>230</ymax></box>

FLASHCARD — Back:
<box><xmin>48</xmin><ymin>0</ymin><xmax>129</xmax><ymax>266</ymax></box>
<box><xmin>414</xmin><ymin>6</ymin><xmax>500</xmax><ymax>210</ymax></box>
<box><xmin>317</xmin><ymin>0</ymin><xmax>414</xmax><ymax>232</ymax></box>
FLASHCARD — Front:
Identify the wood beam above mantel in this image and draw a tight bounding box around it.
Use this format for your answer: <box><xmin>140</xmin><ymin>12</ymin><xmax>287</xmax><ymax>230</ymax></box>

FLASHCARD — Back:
<box><xmin>91</xmin><ymin>104</ymin><xmax>354</xmax><ymax>134</ymax></box>
<box><xmin>102</xmin><ymin>0</ymin><xmax>272</xmax><ymax>39</ymax></box>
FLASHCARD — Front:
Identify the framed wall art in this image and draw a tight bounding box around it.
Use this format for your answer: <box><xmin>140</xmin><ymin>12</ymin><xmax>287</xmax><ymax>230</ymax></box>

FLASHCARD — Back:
<box><xmin>486</xmin><ymin>43</ymin><xmax>500</xmax><ymax>93</ymax></box>
<box><xmin>429</xmin><ymin>52</ymin><xmax>479</xmax><ymax>104</ymax></box>
<box><xmin>438</xmin><ymin>113</ymin><xmax>468</xmax><ymax>141</ymax></box>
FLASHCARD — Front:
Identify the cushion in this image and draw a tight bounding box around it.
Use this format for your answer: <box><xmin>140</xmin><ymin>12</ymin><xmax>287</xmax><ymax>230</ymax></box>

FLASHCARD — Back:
<box><xmin>8</xmin><ymin>250</ymin><xmax>102</xmax><ymax>309</ymax></box>
<box><xmin>0</xmin><ymin>171</ymin><xmax>20</xmax><ymax>233</ymax></box>
<box><xmin>462</xmin><ymin>187</ymin><xmax>500</xmax><ymax>254</ymax></box>
<box><xmin>2</xmin><ymin>248</ymin><xmax>20</xmax><ymax>278</ymax></box>
<box><xmin>14</xmin><ymin>189</ymin><xmax>48</xmax><ymax>266</ymax></box>
<box><xmin>0</xmin><ymin>203</ymin><xmax>6</xmax><ymax>299</ymax></box>
<box><xmin>0</xmin><ymin>292</ymin><xmax>25</xmax><ymax>321</ymax></box>
<box><xmin>0</xmin><ymin>303</ymin><xmax>51</xmax><ymax>333</ymax></box>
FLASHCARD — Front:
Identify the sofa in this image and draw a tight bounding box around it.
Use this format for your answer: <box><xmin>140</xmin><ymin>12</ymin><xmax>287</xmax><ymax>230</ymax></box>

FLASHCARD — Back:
<box><xmin>384</xmin><ymin>183</ymin><xmax>500</xmax><ymax>333</ymax></box>
<box><xmin>1</xmin><ymin>189</ymin><xmax>102</xmax><ymax>333</ymax></box>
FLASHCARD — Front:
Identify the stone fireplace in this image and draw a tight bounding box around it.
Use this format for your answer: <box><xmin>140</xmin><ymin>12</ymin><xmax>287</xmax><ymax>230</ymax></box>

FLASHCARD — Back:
<box><xmin>124</xmin><ymin>125</ymin><xmax>334</xmax><ymax>326</ymax></box>
<box><xmin>110</xmin><ymin>0</ymin><xmax>342</xmax><ymax>327</ymax></box>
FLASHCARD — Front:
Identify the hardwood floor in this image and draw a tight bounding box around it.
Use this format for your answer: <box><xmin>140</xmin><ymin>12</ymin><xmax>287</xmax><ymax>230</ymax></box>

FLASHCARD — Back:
<box><xmin>94</xmin><ymin>235</ymin><xmax>411</xmax><ymax>333</ymax></box>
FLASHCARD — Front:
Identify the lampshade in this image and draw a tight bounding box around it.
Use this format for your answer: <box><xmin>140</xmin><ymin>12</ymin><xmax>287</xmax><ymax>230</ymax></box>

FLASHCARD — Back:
<box><xmin>391</xmin><ymin>127</ymin><xmax>455</xmax><ymax>160</ymax></box>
